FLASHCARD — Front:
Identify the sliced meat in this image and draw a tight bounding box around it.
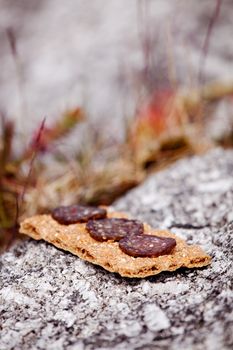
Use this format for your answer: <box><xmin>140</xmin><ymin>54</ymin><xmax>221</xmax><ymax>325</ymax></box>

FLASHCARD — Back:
<box><xmin>86</xmin><ymin>218</ymin><xmax>144</xmax><ymax>242</ymax></box>
<box><xmin>119</xmin><ymin>234</ymin><xmax>176</xmax><ymax>258</ymax></box>
<box><xmin>52</xmin><ymin>205</ymin><xmax>107</xmax><ymax>224</ymax></box>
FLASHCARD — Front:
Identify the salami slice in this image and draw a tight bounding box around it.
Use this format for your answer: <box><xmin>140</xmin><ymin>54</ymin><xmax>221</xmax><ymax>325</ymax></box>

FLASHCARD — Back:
<box><xmin>119</xmin><ymin>234</ymin><xmax>176</xmax><ymax>258</ymax></box>
<box><xmin>86</xmin><ymin>218</ymin><xmax>144</xmax><ymax>242</ymax></box>
<box><xmin>52</xmin><ymin>205</ymin><xmax>107</xmax><ymax>224</ymax></box>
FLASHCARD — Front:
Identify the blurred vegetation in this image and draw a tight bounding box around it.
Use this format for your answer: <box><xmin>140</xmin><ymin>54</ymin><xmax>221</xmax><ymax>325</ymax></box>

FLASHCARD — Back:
<box><xmin>1</xmin><ymin>0</ymin><xmax>233</xmax><ymax>251</ymax></box>
<box><xmin>0</xmin><ymin>80</ymin><xmax>233</xmax><ymax>252</ymax></box>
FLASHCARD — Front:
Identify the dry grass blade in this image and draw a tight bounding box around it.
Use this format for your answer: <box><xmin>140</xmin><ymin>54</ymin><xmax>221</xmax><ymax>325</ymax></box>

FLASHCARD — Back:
<box><xmin>198</xmin><ymin>0</ymin><xmax>223</xmax><ymax>84</ymax></box>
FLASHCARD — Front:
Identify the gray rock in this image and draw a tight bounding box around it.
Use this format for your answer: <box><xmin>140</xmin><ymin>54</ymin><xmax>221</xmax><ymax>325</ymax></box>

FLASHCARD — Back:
<box><xmin>1</xmin><ymin>148</ymin><xmax>233</xmax><ymax>350</ymax></box>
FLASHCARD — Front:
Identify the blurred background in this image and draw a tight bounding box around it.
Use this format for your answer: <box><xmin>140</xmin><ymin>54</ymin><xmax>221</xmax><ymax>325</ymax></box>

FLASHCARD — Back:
<box><xmin>0</xmin><ymin>0</ymin><xmax>233</xmax><ymax>248</ymax></box>
<box><xmin>0</xmin><ymin>0</ymin><xmax>232</xmax><ymax>136</ymax></box>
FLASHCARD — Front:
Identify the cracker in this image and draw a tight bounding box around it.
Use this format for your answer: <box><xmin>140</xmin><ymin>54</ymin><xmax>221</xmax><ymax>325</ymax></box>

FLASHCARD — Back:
<box><xmin>19</xmin><ymin>212</ymin><xmax>211</xmax><ymax>278</ymax></box>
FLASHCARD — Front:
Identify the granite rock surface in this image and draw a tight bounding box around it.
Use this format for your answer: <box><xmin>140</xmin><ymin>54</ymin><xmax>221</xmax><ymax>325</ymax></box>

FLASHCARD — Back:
<box><xmin>0</xmin><ymin>148</ymin><xmax>233</xmax><ymax>350</ymax></box>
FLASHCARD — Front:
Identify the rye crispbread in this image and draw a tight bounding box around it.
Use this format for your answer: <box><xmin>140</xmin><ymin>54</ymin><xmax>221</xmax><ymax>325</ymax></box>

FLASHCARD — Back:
<box><xmin>19</xmin><ymin>211</ymin><xmax>211</xmax><ymax>278</ymax></box>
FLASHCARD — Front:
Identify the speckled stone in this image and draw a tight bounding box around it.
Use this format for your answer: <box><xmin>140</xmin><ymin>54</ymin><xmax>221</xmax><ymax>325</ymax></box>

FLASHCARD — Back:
<box><xmin>1</xmin><ymin>148</ymin><xmax>233</xmax><ymax>350</ymax></box>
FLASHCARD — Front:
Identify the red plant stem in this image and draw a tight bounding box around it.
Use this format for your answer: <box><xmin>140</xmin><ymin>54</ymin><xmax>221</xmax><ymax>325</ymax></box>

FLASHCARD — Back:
<box><xmin>137</xmin><ymin>0</ymin><xmax>152</xmax><ymax>86</ymax></box>
<box><xmin>14</xmin><ymin>193</ymin><xmax>19</xmax><ymax>228</ymax></box>
<box><xmin>6</xmin><ymin>27</ymin><xmax>28</xmax><ymax>124</ymax></box>
<box><xmin>198</xmin><ymin>0</ymin><xmax>223</xmax><ymax>85</ymax></box>
<box><xmin>19</xmin><ymin>118</ymin><xmax>46</xmax><ymax>212</ymax></box>
<box><xmin>6</xmin><ymin>27</ymin><xmax>17</xmax><ymax>57</ymax></box>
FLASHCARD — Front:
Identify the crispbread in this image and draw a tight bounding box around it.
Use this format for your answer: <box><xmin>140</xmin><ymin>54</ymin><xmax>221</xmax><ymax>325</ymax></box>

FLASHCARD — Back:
<box><xmin>19</xmin><ymin>211</ymin><xmax>211</xmax><ymax>278</ymax></box>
